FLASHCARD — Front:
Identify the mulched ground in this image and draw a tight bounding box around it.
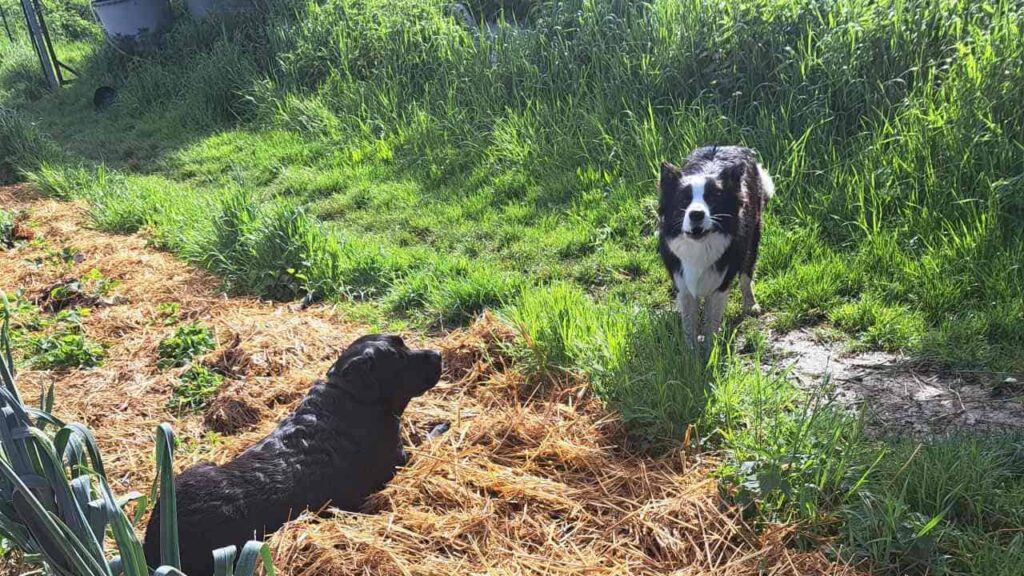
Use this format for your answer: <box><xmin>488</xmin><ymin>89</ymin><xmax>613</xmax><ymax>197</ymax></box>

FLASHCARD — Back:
<box><xmin>1</xmin><ymin>185</ymin><xmax>861</xmax><ymax>575</ymax></box>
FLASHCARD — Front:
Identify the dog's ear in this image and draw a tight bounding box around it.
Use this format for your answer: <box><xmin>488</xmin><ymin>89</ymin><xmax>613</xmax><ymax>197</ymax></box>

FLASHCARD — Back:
<box><xmin>658</xmin><ymin>161</ymin><xmax>681</xmax><ymax>216</ymax></box>
<box><xmin>326</xmin><ymin>351</ymin><xmax>379</xmax><ymax>403</ymax></box>
<box><xmin>659</xmin><ymin>162</ymin><xmax>681</xmax><ymax>190</ymax></box>
<box><xmin>719</xmin><ymin>163</ymin><xmax>745</xmax><ymax>191</ymax></box>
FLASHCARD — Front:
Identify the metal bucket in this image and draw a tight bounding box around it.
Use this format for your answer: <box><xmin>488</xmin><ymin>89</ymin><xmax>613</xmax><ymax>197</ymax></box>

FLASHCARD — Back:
<box><xmin>91</xmin><ymin>0</ymin><xmax>172</xmax><ymax>46</ymax></box>
<box><xmin>185</xmin><ymin>0</ymin><xmax>252</xmax><ymax>19</ymax></box>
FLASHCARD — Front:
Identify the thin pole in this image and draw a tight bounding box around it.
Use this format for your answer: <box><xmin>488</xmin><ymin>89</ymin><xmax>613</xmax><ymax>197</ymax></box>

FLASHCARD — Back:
<box><xmin>34</xmin><ymin>0</ymin><xmax>63</xmax><ymax>84</ymax></box>
<box><xmin>19</xmin><ymin>0</ymin><xmax>59</xmax><ymax>91</ymax></box>
<box><xmin>1</xmin><ymin>6</ymin><xmax>14</xmax><ymax>42</ymax></box>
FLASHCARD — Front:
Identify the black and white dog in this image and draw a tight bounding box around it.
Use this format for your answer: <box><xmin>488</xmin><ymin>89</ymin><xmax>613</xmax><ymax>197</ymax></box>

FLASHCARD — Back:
<box><xmin>657</xmin><ymin>146</ymin><xmax>775</xmax><ymax>349</ymax></box>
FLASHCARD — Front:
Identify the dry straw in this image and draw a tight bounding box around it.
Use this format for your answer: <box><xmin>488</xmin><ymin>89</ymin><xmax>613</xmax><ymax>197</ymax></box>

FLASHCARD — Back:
<box><xmin>0</xmin><ymin>187</ymin><xmax>859</xmax><ymax>575</ymax></box>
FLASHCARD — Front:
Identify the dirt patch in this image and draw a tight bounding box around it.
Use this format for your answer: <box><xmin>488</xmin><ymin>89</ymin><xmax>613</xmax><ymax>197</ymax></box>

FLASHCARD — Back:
<box><xmin>0</xmin><ymin>186</ymin><xmax>860</xmax><ymax>575</ymax></box>
<box><xmin>771</xmin><ymin>329</ymin><xmax>1024</xmax><ymax>437</ymax></box>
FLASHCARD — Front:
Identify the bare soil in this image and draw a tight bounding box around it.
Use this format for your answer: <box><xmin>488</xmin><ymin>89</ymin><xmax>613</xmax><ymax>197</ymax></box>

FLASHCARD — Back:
<box><xmin>771</xmin><ymin>329</ymin><xmax>1024</xmax><ymax>437</ymax></box>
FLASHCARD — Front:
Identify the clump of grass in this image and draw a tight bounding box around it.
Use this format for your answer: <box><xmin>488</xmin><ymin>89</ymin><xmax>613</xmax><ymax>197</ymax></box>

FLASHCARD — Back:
<box><xmin>840</xmin><ymin>434</ymin><xmax>1024</xmax><ymax>575</ymax></box>
<box><xmin>0</xmin><ymin>42</ymin><xmax>50</xmax><ymax>105</ymax></box>
<box><xmin>0</xmin><ymin>107</ymin><xmax>63</xmax><ymax>183</ymax></box>
<box><xmin>204</xmin><ymin>189</ymin><xmax>346</xmax><ymax>300</ymax></box>
<box><xmin>841</xmin><ymin>489</ymin><xmax>947</xmax><ymax>575</ymax></box>
<box><xmin>509</xmin><ymin>284</ymin><xmax>706</xmax><ymax>443</ymax></box>
<box><xmin>170</xmin><ymin>365</ymin><xmax>224</xmax><ymax>412</ymax></box>
<box><xmin>830</xmin><ymin>295</ymin><xmax>925</xmax><ymax>352</ymax></box>
<box><xmin>428</xmin><ymin>263</ymin><xmax>519</xmax><ymax>328</ymax></box>
<box><xmin>157</xmin><ymin>322</ymin><xmax>216</xmax><ymax>369</ymax></box>
<box><xmin>705</xmin><ymin>360</ymin><xmax>876</xmax><ymax>524</ymax></box>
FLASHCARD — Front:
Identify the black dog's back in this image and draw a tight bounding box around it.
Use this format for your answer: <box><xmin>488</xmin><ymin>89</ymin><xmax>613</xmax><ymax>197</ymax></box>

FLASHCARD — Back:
<box><xmin>144</xmin><ymin>382</ymin><xmax>404</xmax><ymax>575</ymax></box>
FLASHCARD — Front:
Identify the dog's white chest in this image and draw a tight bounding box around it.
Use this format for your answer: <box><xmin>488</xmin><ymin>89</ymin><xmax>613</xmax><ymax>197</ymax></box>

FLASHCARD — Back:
<box><xmin>667</xmin><ymin>233</ymin><xmax>730</xmax><ymax>298</ymax></box>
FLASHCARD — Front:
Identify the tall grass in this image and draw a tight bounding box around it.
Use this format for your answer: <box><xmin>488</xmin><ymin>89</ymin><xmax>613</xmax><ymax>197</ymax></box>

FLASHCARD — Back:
<box><xmin>15</xmin><ymin>0</ymin><xmax>1011</xmax><ymax>369</ymax></box>
<box><xmin>0</xmin><ymin>107</ymin><xmax>63</xmax><ymax>182</ymax></box>
<box><xmin>841</xmin><ymin>434</ymin><xmax>1024</xmax><ymax>575</ymax></box>
<box><xmin>254</xmin><ymin>0</ymin><xmax>1023</xmax><ymax>369</ymax></box>
<box><xmin>510</xmin><ymin>284</ymin><xmax>707</xmax><ymax>441</ymax></box>
<box><xmin>2</xmin><ymin>2</ymin><xmax>1024</xmax><ymax>572</ymax></box>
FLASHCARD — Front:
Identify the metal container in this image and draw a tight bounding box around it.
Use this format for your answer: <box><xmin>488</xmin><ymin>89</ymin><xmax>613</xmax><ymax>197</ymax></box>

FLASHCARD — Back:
<box><xmin>91</xmin><ymin>0</ymin><xmax>172</xmax><ymax>44</ymax></box>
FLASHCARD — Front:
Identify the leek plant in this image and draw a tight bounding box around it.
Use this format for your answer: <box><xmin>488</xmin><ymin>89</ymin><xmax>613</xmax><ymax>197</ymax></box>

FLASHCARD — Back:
<box><xmin>0</xmin><ymin>295</ymin><xmax>276</xmax><ymax>575</ymax></box>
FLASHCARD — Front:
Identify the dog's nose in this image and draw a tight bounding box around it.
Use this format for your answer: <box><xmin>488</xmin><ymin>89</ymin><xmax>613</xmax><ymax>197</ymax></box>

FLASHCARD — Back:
<box><xmin>688</xmin><ymin>210</ymin><xmax>706</xmax><ymax>223</ymax></box>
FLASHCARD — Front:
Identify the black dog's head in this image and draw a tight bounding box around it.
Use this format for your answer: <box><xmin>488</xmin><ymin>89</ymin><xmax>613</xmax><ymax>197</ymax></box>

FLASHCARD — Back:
<box><xmin>326</xmin><ymin>335</ymin><xmax>442</xmax><ymax>414</ymax></box>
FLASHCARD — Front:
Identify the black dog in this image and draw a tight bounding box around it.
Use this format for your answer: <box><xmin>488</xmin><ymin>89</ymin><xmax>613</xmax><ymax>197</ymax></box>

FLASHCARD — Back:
<box><xmin>143</xmin><ymin>335</ymin><xmax>442</xmax><ymax>575</ymax></box>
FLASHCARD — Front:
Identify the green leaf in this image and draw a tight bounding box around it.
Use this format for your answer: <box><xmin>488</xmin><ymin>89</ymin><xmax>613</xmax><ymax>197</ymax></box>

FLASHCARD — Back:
<box><xmin>213</xmin><ymin>545</ymin><xmax>237</xmax><ymax>576</ymax></box>
<box><xmin>97</xmin><ymin>476</ymin><xmax>148</xmax><ymax>576</ymax></box>
<box><xmin>235</xmin><ymin>541</ymin><xmax>277</xmax><ymax>576</ymax></box>
<box><xmin>1</xmin><ymin>459</ymin><xmax>107</xmax><ymax>576</ymax></box>
<box><xmin>915</xmin><ymin>509</ymin><xmax>948</xmax><ymax>538</ymax></box>
<box><xmin>26</xmin><ymin>428</ymin><xmax>108</xmax><ymax>570</ymax></box>
<box><xmin>0</xmin><ymin>293</ymin><xmax>20</xmax><ymax>402</ymax></box>
<box><xmin>153</xmin><ymin>423</ymin><xmax>181</xmax><ymax>570</ymax></box>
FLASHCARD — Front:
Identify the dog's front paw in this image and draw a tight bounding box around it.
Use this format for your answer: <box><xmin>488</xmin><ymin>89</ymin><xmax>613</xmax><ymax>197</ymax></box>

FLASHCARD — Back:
<box><xmin>744</xmin><ymin>303</ymin><xmax>762</xmax><ymax>317</ymax></box>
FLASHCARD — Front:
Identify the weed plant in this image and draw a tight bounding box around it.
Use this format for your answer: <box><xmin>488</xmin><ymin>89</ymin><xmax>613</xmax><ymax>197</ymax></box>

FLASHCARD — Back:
<box><xmin>157</xmin><ymin>322</ymin><xmax>216</xmax><ymax>369</ymax></box>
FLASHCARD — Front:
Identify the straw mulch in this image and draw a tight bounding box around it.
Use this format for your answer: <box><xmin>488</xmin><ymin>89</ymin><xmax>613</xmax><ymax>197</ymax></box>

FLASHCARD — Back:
<box><xmin>0</xmin><ymin>187</ymin><xmax>861</xmax><ymax>575</ymax></box>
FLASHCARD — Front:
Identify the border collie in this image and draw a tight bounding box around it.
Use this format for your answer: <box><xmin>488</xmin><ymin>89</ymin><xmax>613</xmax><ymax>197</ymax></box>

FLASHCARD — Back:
<box><xmin>657</xmin><ymin>146</ymin><xmax>775</xmax><ymax>349</ymax></box>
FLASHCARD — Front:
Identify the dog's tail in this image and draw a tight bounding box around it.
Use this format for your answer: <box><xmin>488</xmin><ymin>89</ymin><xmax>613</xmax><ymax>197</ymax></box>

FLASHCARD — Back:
<box><xmin>756</xmin><ymin>163</ymin><xmax>776</xmax><ymax>202</ymax></box>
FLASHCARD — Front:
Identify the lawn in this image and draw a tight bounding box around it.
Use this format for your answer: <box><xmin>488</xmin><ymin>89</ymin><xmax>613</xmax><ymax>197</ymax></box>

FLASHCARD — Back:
<box><xmin>2</xmin><ymin>0</ymin><xmax>1024</xmax><ymax>574</ymax></box>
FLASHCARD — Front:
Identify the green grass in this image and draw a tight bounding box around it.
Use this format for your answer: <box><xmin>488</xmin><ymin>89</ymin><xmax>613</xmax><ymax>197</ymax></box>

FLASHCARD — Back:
<box><xmin>842</xmin><ymin>434</ymin><xmax>1024</xmax><ymax>575</ymax></box>
<box><xmin>8</xmin><ymin>0</ymin><xmax>1020</xmax><ymax>371</ymax></box>
<box><xmin>3</xmin><ymin>0</ymin><xmax>1024</xmax><ymax>573</ymax></box>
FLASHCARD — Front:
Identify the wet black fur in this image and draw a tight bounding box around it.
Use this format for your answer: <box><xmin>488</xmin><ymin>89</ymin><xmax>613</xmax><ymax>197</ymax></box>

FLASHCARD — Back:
<box><xmin>143</xmin><ymin>335</ymin><xmax>442</xmax><ymax>576</ymax></box>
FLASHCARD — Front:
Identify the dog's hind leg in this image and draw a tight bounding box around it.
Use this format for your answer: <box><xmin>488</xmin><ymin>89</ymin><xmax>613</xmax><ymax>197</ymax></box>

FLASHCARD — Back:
<box><xmin>702</xmin><ymin>289</ymin><xmax>729</xmax><ymax>352</ymax></box>
<box><xmin>740</xmin><ymin>274</ymin><xmax>761</xmax><ymax>316</ymax></box>
<box><xmin>676</xmin><ymin>285</ymin><xmax>699</xmax><ymax>347</ymax></box>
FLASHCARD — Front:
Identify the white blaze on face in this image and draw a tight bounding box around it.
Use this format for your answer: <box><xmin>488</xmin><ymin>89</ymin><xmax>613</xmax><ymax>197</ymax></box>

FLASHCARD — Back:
<box><xmin>682</xmin><ymin>177</ymin><xmax>711</xmax><ymax>235</ymax></box>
